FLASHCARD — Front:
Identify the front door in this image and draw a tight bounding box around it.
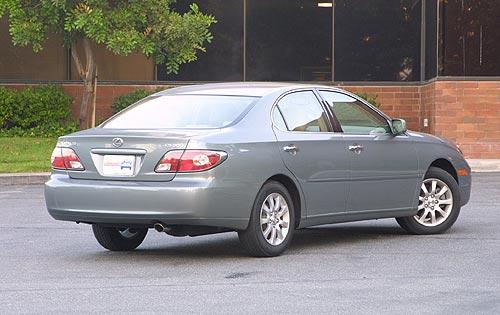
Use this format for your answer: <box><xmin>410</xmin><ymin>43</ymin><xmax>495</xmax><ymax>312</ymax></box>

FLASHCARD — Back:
<box><xmin>272</xmin><ymin>90</ymin><xmax>350</xmax><ymax>218</ymax></box>
<box><xmin>318</xmin><ymin>90</ymin><xmax>420</xmax><ymax>213</ymax></box>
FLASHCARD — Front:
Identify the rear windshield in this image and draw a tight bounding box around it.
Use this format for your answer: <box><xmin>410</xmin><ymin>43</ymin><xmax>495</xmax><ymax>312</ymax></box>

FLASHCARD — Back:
<box><xmin>102</xmin><ymin>94</ymin><xmax>258</xmax><ymax>129</ymax></box>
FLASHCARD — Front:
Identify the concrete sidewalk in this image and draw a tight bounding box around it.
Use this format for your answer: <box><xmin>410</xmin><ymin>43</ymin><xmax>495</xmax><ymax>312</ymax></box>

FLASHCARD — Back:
<box><xmin>0</xmin><ymin>172</ymin><xmax>50</xmax><ymax>186</ymax></box>
<box><xmin>467</xmin><ymin>159</ymin><xmax>500</xmax><ymax>172</ymax></box>
<box><xmin>1</xmin><ymin>159</ymin><xmax>499</xmax><ymax>186</ymax></box>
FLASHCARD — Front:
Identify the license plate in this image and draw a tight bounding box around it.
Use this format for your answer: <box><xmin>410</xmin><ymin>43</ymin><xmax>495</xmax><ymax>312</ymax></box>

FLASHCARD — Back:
<box><xmin>102</xmin><ymin>155</ymin><xmax>136</xmax><ymax>176</ymax></box>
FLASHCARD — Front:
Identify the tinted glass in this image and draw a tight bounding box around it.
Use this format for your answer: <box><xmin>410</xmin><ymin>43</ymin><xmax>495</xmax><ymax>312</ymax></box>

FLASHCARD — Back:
<box><xmin>103</xmin><ymin>95</ymin><xmax>256</xmax><ymax>129</ymax></box>
<box><xmin>0</xmin><ymin>17</ymin><xmax>68</xmax><ymax>80</ymax></box>
<box><xmin>246</xmin><ymin>0</ymin><xmax>332</xmax><ymax>81</ymax></box>
<box><xmin>319</xmin><ymin>91</ymin><xmax>390</xmax><ymax>134</ymax></box>
<box><xmin>157</xmin><ymin>0</ymin><xmax>244</xmax><ymax>81</ymax></box>
<box><xmin>277</xmin><ymin>91</ymin><xmax>329</xmax><ymax>132</ymax></box>
<box><xmin>439</xmin><ymin>0</ymin><xmax>500</xmax><ymax>76</ymax></box>
<box><xmin>334</xmin><ymin>0</ymin><xmax>421</xmax><ymax>81</ymax></box>
<box><xmin>425</xmin><ymin>0</ymin><xmax>438</xmax><ymax>79</ymax></box>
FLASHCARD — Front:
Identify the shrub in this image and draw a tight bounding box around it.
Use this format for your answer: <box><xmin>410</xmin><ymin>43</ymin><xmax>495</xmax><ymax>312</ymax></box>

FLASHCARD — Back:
<box><xmin>0</xmin><ymin>85</ymin><xmax>77</xmax><ymax>137</ymax></box>
<box><xmin>112</xmin><ymin>89</ymin><xmax>156</xmax><ymax>114</ymax></box>
<box><xmin>355</xmin><ymin>92</ymin><xmax>381</xmax><ymax>108</ymax></box>
<box><xmin>0</xmin><ymin>87</ymin><xmax>16</xmax><ymax>128</ymax></box>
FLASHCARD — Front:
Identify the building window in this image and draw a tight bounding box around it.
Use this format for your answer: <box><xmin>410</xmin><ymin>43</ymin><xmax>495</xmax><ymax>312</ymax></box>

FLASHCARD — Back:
<box><xmin>158</xmin><ymin>0</ymin><xmax>244</xmax><ymax>81</ymax></box>
<box><xmin>439</xmin><ymin>0</ymin><xmax>500</xmax><ymax>76</ymax></box>
<box><xmin>334</xmin><ymin>0</ymin><xmax>422</xmax><ymax>81</ymax></box>
<box><xmin>246</xmin><ymin>0</ymin><xmax>332</xmax><ymax>81</ymax></box>
<box><xmin>425</xmin><ymin>0</ymin><xmax>438</xmax><ymax>80</ymax></box>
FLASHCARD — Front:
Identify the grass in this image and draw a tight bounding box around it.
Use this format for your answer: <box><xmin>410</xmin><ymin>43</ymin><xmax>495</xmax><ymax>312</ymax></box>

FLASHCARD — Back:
<box><xmin>0</xmin><ymin>137</ymin><xmax>57</xmax><ymax>173</ymax></box>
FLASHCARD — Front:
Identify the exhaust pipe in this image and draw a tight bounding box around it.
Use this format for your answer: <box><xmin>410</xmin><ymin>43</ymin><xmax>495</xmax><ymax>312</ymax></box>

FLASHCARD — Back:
<box><xmin>154</xmin><ymin>222</ymin><xmax>167</xmax><ymax>233</ymax></box>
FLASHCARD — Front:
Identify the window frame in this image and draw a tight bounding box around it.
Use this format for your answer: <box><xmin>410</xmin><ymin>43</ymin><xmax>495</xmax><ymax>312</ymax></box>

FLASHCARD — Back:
<box><xmin>271</xmin><ymin>89</ymin><xmax>335</xmax><ymax>133</ymax></box>
<box><xmin>316</xmin><ymin>89</ymin><xmax>394</xmax><ymax>135</ymax></box>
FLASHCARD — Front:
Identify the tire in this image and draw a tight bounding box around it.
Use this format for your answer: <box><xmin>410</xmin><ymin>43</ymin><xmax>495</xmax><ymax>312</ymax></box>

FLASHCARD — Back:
<box><xmin>396</xmin><ymin>166</ymin><xmax>461</xmax><ymax>235</ymax></box>
<box><xmin>92</xmin><ymin>224</ymin><xmax>148</xmax><ymax>251</ymax></box>
<box><xmin>238</xmin><ymin>181</ymin><xmax>295</xmax><ymax>257</ymax></box>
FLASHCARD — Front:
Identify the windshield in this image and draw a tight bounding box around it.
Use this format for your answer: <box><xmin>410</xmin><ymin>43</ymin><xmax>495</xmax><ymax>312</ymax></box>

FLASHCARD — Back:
<box><xmin>102</xmin><ymin>94</ymin><xmax>258</xmax><ymax>129</ymax></box>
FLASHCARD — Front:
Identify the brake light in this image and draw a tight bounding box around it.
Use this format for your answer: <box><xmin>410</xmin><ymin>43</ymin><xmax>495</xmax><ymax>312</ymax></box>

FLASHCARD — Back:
<box><xmin>155</xmin><ymin>150</ymin><xmax>227</xmax><ymax>173</ymax></box>
<box><xmin>51</xmin><ymin>147</ymin><xmax>85</xmax><ymax>171</ymax></box>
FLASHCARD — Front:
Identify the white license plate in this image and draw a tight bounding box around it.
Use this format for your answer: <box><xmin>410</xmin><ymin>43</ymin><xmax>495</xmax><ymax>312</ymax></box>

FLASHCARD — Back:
<box><xmin>102</xmin><ymin>155</ymin><xmax>136</xmax><ymax>176</ymax></box>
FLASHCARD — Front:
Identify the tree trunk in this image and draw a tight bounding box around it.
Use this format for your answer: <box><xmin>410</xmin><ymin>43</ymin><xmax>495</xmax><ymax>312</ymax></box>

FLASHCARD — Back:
<box><xmin>71</xmin><ymin>38</ymin><xmax>97</xmax><ymax>130</ymax></box>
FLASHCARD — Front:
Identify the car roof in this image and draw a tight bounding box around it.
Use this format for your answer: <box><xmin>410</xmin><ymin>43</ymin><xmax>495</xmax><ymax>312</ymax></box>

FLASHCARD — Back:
<box><xmin>157</xmin><ymin>82</ymin><xmax>343</xmax><ymax>97</ymax></box>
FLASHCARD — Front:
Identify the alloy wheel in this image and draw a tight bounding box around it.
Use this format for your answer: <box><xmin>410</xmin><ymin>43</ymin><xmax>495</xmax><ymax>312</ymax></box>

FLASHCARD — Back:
<box><xmin>415</xmin><ymin>178</ymin><xmax>453</xmax><ymax>227</ymax></box>
<box><xmin>118</xmin><ymin>228</ymin><xmax>138</xmax><ymax>239</ymax></box>
<box><xmin>260</xmin><ymin>193</ymin><xmax>290</xmax><ymax>246</ymax></box>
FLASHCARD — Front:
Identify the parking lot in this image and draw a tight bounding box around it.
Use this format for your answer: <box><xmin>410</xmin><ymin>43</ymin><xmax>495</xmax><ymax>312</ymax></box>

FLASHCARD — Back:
<box><xmin>1</xmin><ymin>173</ymin><xmax>499</xmax><ymax>314</ymax></box>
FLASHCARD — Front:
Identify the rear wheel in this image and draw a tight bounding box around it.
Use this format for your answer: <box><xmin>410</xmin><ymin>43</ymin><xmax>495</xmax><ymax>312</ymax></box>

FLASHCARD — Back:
<box><xmin>92</xmin><ymin>224</ymin><xmax>148</xmax><ymax>251</ymax></box>
<box><xmin>396</xmin><ymin>166</ymin><xmax>461</xmax><ymax>234</ymax></box>
<box><xmin>238</xmin><ymin>181</ymin><xmax>295</xmax><ymax>257</ymax></box>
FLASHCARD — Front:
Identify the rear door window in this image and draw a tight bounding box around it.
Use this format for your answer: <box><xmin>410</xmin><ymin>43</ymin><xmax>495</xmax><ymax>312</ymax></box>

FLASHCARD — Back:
<box><xmin>102</xmin><ymin>95</ymin><xmax>258</xmax><ymax>129</ymax></box>
<box><xmin>277</xmin><ymin>91</ymin><xmax>330</xmax><ymax>132</ymax></box>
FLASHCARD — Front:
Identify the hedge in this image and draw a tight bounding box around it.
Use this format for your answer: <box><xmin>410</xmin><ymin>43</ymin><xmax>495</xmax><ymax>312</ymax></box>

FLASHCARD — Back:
<box><xmin>0</xmin><ymin>85</ymin><xmax>77</xmax><ymax>137</ymax></box>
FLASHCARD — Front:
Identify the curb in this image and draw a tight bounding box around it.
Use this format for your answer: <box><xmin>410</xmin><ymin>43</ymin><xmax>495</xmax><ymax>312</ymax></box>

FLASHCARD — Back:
<box><xmin>467</xmin><ymin>159</ymin><xmax>500</xmax><ymax>173</ymax></box>
<box><xmin>1</xmin><ymin>159</ymin><xmax>499</xmax><ymax>186</ymax></box>
<box><xmin>0</xmin><ymin>172</ymin><xmax>50</xmax><ymax>186</ymax></box>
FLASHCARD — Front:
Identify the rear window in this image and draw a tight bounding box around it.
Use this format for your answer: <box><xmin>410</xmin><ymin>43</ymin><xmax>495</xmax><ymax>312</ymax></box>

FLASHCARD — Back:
<box><xmin>102</xmin><ymin>95</ymin><xmax>258</xmax><ymax>129</ymax></box>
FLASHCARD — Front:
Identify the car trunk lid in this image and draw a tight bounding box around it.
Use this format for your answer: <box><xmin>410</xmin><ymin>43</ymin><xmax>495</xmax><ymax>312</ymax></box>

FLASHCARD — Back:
<box><xmin>58</xmin><ymin>128</ymin><xmax>203</xmax><ymax>181</ymax></box>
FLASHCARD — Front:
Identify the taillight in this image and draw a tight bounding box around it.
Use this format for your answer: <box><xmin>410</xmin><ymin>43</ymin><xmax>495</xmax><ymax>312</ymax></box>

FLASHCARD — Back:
<box><xmin>51</xmin><ymin>147</ymin><xmax>85</xmax><ymax>171</ymax></box>
<box><xmin>155</xmin><ymin>150</ymin><xmax>227</xmax><ymax>173</ymax></box>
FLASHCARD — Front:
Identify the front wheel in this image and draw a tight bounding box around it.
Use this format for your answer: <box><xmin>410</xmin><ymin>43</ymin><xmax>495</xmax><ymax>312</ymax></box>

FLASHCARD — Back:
<box><xmin>238</xmin><ymin>181</ymin><xmax>295</xmax><ymax>257</ymax></box>
<box><xmin>92</xmin><ymin>224</ymin><xmax>148</xmax><ymax>251</ymax></box>
<box><xmin>396</xmin><ymin>166</ymin><xmax>461</xmax><ymax>234</ymax></box>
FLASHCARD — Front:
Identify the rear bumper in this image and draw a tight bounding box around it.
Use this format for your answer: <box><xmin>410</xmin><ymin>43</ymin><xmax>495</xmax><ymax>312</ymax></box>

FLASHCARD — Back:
<box><xmin>44</xmin><ymin>174</ymin><xmax>256</xmax><ymax>230</ymax></box>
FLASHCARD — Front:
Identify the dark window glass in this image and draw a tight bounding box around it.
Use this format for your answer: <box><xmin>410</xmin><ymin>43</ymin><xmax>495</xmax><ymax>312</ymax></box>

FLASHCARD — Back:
<box><xmin>439</xmin><ymin>0</ymin><xmax>500</xmax><ymax>76</ymax></box>
<box><xmin>0</xmin><ymin>17</ymin><xmax>68</xmax><ymax>80</ymax></box>
<box><xmin>425</xmin><ymin>0</ymin><xmax>438</xmax><ymax>79</ymax></box>
<box><xmin>103</xmin><ymin>95</ymin><xmax>256</xmax><ymax>129</ymax></box>
<box><xmin>319</xmin><ymin>91</ymin><xmax>390</xmax><ymax>134</ymax></box>
<box><xmin>157</xmin><ymin>0</ymin><xmax>244</xmax><ymax>81</ymax></box>
<box><xmin>334</xmin><ymin>0</ymin><xmax>421</xmax><ymax>81</ymax></box>
<box><xmin>277</xmin><ymin>91</ymin><xmax>330</xmax><ymax>132</ymax></box>
<box><xmin>246</xmin><ymin>0</ymin><xmax>332</xmax><ymax>81</ymax></box>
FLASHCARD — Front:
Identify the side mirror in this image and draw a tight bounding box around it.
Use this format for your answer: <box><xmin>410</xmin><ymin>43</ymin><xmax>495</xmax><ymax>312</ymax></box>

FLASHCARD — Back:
<box><xmin>391</xmin><ymin>118</ymin><xmax>407</xmax><ymax>135</ymax></box>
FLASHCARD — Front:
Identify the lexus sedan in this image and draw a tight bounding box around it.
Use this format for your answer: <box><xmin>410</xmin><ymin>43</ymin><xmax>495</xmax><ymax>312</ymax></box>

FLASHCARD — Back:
<box><xmin>45</xmin><ymin>83</ymin><xmax>471</xmax><ymax>257</ymax></box>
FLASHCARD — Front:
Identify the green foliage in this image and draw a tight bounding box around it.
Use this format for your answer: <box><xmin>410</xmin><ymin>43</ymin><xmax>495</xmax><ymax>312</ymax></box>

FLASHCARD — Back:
<box><xmin>355</xmin><ymin>92</ymin><xmax>381</xmax><ymax>108</ymax></box>
<box><xmin>0</xmin><ymin>85</ymin><xmax>77</xmax><ymax>137</ymax></box>
<box><xmin>112</xmin><ymin>88</ymin><xmax>157</xmax><ymax>114</ymax></box>
<box><xmin>1</xmin><ymin>0</ymin><xmax>216</xmax><ymax>74</ymax></box>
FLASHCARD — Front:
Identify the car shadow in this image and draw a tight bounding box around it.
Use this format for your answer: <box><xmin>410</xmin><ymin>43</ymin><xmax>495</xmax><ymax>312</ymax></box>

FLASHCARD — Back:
<box><xmin>84</xmin><ymin>222</ymin><xmax>408</xmax><ymax>260</ymax></box>
<box><xmin>290</xmin><ymin>224</ymin><xmax>407</xmax><ymax>250</ymax></box>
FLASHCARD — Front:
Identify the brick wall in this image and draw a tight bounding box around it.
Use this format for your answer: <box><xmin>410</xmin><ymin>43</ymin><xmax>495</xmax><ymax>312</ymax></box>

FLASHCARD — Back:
<box><xmin>429</xmin><ymin>81</ymin><xmax>500</xmax><ymax>159</ymax></box>
<box><xmin>340</xmin><ymin>85</ymin><xmax>422</xmax><ymax>131</ymax></box>
<box><xmin>2</xmin><ymin>80</ymin><xmax>499</xmax><ymax>158</ymax></box>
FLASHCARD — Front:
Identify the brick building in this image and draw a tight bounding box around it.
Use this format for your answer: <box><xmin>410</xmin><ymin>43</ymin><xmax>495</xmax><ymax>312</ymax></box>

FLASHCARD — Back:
<box><xmin>1</xmin><ymin>1</ymin><xmax>499</xmax><ymax>158</ymax></box>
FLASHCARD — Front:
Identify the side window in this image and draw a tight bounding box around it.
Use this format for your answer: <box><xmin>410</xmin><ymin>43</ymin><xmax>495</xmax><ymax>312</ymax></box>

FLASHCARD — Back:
<box><xmin>277</xmin><ymin>91</ymin><xmax>330</xmax><ymax>132</ymax></box>
<box><xmin>319</xmin><ymin>91</ymin><xmax>391</xmax><ymax>134</ymax></box>
<box><xmin>272</xmin><ymin>107</ymin><xmax>287</xmax><ymax>130</ymax></box>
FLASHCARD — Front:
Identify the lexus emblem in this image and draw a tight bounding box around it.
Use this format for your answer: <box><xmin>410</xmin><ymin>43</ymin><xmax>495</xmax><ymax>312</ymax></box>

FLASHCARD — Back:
<box><xmin>112</xmin><ymin>138</ymin><xmax>124</xmax><ymax>148</ymax></box>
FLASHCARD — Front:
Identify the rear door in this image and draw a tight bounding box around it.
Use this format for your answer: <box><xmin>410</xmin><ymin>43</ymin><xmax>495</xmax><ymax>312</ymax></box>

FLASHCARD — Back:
<box><xmin>272</xmin><ymin>90</ymin><xmax>350</xmax><ymax>218</ymax></box>
<box><xmin>318</xmin><ymin>90</ymin><xmax>419</xmax><ymax>213</ymax></box>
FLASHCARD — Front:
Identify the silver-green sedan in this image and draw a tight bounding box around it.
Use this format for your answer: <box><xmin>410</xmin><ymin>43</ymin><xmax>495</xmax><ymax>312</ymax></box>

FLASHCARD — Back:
<box><xmin>45</xmin><ymin>83</ymin><xmax>471</xmax><ymax>256</ymax></box>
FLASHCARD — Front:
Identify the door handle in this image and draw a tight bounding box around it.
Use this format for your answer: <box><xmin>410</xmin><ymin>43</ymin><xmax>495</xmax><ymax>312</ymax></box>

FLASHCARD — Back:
<box><xmin>283</xmin><ymin>145</ymin><xmax>298</xmax><ymax>154</ymax></box>
<box><xmin>348</xmin><ymin>144</ymin><xmax>364</xmax><ymax>154</ymax></box>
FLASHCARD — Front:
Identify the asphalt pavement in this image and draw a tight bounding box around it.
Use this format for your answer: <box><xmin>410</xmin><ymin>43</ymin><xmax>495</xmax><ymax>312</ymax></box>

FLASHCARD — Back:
<box><xmin>1</xmin><ymin>173</ymin><xmax>499</xmax><ymax>314</ymax></box>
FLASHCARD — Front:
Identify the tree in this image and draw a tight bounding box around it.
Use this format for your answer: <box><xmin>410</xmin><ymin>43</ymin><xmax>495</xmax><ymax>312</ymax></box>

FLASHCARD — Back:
<box><xmin>0</xmin><ymin>1</ymin><xmax>216</xmax><ymax>129</ymax></box>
